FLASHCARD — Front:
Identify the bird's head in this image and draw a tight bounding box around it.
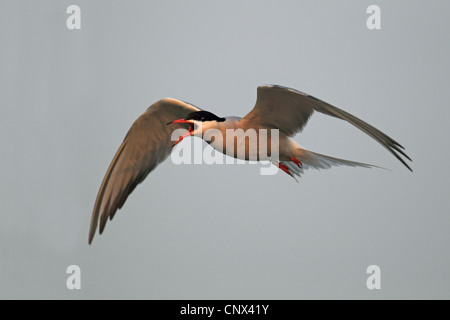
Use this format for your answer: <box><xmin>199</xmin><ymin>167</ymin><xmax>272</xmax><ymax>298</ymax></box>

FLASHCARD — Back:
<box><xmin>167</xmin><ymin>110</ymin><xmax>226</xmax><ymax>147</ymax></box>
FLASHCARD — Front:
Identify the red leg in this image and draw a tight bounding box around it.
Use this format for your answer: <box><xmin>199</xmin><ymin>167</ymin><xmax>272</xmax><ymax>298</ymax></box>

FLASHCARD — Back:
<box><xmin>278</xmin><ymin>163</ymin><xmax>293</xmax><ymax>177</ymax></box>
<box><xmin>290</xmin><ymin>157</ymin><xmax>302</xmax><ymax>167</ymax></box>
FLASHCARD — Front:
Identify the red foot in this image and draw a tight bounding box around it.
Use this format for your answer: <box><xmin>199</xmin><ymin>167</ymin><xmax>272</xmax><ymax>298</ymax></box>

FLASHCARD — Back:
<box><xmin>278</xmin><ymin>163</ymin><xmax>293</xmax><ymax>176</ymax></box>
<box><xmin>290</xmin><ymin>157</ymin><xmax>302</xmax><ymax>167</ymax></box>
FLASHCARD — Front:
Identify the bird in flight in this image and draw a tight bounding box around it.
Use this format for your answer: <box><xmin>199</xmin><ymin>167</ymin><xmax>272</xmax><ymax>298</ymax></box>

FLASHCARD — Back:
<box><xmin>89</xmin><ymin>85</ymin><xmax>412</xmax><ymax>243</ymax></box>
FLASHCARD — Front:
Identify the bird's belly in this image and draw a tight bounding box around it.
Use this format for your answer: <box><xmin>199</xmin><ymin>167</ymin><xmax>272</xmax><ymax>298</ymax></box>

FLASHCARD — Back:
<box><xmin>205</xmin><ymin>129</ymin><xmax>280</xmax><ymax>161</ymax></box>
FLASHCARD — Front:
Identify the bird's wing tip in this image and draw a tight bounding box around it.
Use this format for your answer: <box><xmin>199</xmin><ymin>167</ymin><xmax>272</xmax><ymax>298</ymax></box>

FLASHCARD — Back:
<box><xmin>88</xmin><ymin>233</ymin><xmax>94</xmax><ymax>245</ymax></box>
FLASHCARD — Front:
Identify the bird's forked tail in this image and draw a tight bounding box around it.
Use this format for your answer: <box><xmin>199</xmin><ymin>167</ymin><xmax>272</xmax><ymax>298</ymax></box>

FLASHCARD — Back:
<box><xmin>276</xmin><ymin>147</ymin><xmax>381</xmax><ymax>180</ymax></box>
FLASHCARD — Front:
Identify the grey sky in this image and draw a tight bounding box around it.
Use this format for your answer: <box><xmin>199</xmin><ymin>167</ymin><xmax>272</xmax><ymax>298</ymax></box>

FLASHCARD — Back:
<box><xmin>0</xmin><ymin>0</ymin><xmax>449</xmax><ymax>299</ymax></box>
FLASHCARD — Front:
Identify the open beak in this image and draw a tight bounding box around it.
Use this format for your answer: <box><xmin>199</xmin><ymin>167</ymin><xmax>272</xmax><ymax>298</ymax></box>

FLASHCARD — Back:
<box><xmin>167</xmin><ymin>119</ymin><xmax>195</xmax><ymax>147</ymax></box>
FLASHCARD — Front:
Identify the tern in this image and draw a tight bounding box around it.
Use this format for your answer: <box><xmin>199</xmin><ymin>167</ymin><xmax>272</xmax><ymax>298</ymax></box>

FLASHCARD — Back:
<box><xmin>89</xmin><ymin>85</ymin><xmax>412</xmax><ymax>243</ymax></box>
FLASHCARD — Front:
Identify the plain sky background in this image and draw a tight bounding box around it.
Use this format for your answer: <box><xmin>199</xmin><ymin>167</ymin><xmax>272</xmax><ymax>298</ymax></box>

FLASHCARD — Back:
<box><xmin>1</xmin><ymin>0</ymin><xmax>449</xmax><ymax>299</ymax></box>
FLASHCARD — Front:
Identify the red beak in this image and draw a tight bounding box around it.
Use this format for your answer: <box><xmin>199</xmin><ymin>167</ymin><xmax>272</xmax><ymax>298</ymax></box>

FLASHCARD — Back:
<box><xmin>167</xmin><ymin>119</ymin><xmax>192</xmax><ymax>125</ymax></box>
<box><xmin>167</xmin><ymin>119</ymin><xmax>195</xmax><ymax>147</ymax></box>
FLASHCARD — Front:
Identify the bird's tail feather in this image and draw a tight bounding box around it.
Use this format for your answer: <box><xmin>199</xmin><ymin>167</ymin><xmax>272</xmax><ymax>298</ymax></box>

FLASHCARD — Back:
<box><xmin>279</xmin><ymin>148</ymin><xmax>381</xmax><ymax>179</ymax></box>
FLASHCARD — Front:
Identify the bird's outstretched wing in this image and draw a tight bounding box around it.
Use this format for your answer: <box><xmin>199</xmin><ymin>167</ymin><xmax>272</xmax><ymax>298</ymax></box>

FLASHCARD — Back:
<box><xmin>89</xmin><ymin>98</ymin><xmax>200</xmax><ymax>244</ymax></box>
<box><xmin>243</xmin><ymin>85</ymin><xmax>412</xmax><ymax>171</ymax></box>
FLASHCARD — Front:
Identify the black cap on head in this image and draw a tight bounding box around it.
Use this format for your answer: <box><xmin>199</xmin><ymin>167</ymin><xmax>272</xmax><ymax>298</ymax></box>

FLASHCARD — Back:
<box><xmin>185</xmin><ymin>111</ymin><xmax>225</xmax><ymax>122</ymax></box>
